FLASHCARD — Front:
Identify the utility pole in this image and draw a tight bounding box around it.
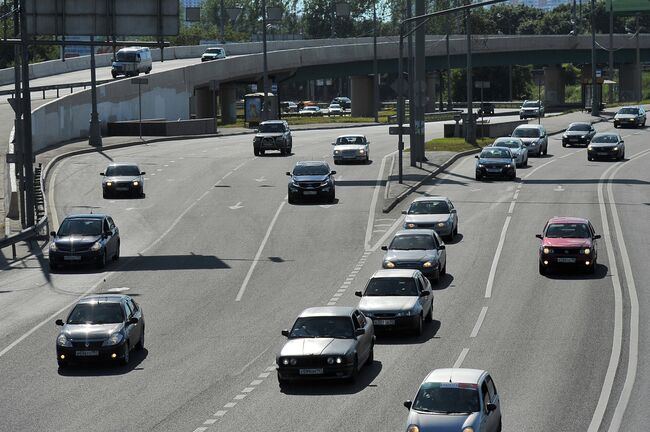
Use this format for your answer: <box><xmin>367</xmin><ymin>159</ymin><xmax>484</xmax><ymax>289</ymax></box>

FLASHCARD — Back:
<box><xmin>465</xmin><ymin>8</ymin><xmax>475</xmax><ymax>144</ymax></box>
<box><xmin>590</xmin><ymin>0</ymin><xmax>599</xmax><ymax>116</ymax></box>
<box><xmin>12</xmin><ymin>0</ymin><xmax>25</xmax><ymax>227</ymax></box>
<box><xmin>446</xmin><ymin>33</ymin><xmax>452</xmax><ymax>111</ymax></box>
<box><xmin>635</xmin><ymin>13</ymin><xmax>641</xmax><ymax>102</ymax></box>
<box><xmin>220</xmin><ymin>0</ymin><xmax>225</xmax><ymax>43</ymax></box>
<box><xmin>261</xmin><ymin>0</ymin><xmax>269</xmax><ymax>121</ymax></box>
<box><xmin>608</xmin><ymin>0</ymin><xmax>613</xmax><ymax>104</ymax></box>
<box><xmin>89</xmin><ymin>35</ymin><xmax>102</xmax><ymax>147</ymax></box>
<box><xmin>373</xmin><ymin>0</ymin><xmax>379</xmax><ymax>123</ymax></box>
<box><xmin>413</xmin><ymin>0</ymin><xmax>425</xmax><ymax>164</ymax></box>
<box><xmin>19</xmin><ymin>0</ymin><xmax>35</xmax><ymax>226</ymax></box>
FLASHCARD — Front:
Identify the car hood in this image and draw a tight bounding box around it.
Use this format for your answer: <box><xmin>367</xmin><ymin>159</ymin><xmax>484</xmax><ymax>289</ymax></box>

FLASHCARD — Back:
<box><xmin>407</xmin><ymin>411</ymin><xmax>478</xmax><ymax>431</ymax></box>
<box><xmin>291</xmin><ymin>175</ymin><xmax>329</xmax><ymax>182</ymax></box>
<box><xmin>615</xmin><ymin>113</ymin><xmax>637</xmax><ymax>119</ymax></box>
<box><xmin>359</xmin><ymin>296</ymin><xmax>419</xmax><ymax>313</ymax></box>
<box><xmin>385</xmin><ymin>250</ymin><xmax>437</xmax><ymax>262</ymax></box>
<box><xmin>477</xmin><ymin>157</ymin><xmax>513</xmax><ymax>165</ymax></box>
<box><xmin>543</xmin><ymin>237</ymin><xmax>592</xmax><ymax>248</ymax></box>
<box><xmin>55</xmin><ymin>234</ymin><xmax>101</xmax><ymax>246</ymax></box>
<box><xmin>280</xmin><ymin>338</ymin><xmax>355</xmax><ymax>356</ymax></box>
<box><xmin>516</xmin><ymin>137</ymin><xmax>541</xmax><ymax>145</ymax></box>
<box><xmin>104</xmin><ymin>175</ymin><xmax>140</xmax><ymax>183</ymax></box>
<box><xmin>589</xmin><ymin>142</ymin><xmax>619</xmax><ymax>148</ymax></box>
<box><xmin>404</xmin><ymin>214</ymin><xmax>450</xmax><ymax>224</ymax></box>
<box><xmin>62</xmin><ymin>323</ymin><xmax>122</xmax><ymax>339</ymax></box>
<box><xmin>334</xmin><ymin>144</ymin><xmax>366</xmax><ymax>151</ymax></box>
<box><xmin>255</xmin><ymin>133</ymin><xmax>283</xmax><ymax>138</ymax></box>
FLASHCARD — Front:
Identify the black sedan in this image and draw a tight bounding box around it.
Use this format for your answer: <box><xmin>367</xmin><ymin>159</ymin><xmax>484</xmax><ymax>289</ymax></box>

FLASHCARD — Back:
<box><xmin>287</xmin><ymin>161</ymin><xmax>336</xmax><ymax>204</ymax></box>
<box><xmin>276</xmin><ymin>307</ymin><xmax>375</xmax><ymax>384</ymax></box>
<box><xmin>55</xmin><ymin>294</ymin><xmax>144</xmax><ymax>368</ymax></box>
<box><xmin>101</xmin><ymin>163</ymin><xmax>145</xmax><ymax>198</ymax></box>
<box><xmin>587</xmin><ymin>133</ymin><xmax>625</xmax><ymax>161</ymax></box>
<box><xmin>49</xmin><ymin>214</ymin><xmax>120</xmax><ymax>270</ymax></box>
<box><xmin>475</xmin><ymin>147</ymin><xmax>516</xmax><ymax>180</ymax></box>
<box><xmin>562</xmin><ymin>122</ymin><xmax>595</xmax><ymax>147</ymax></box>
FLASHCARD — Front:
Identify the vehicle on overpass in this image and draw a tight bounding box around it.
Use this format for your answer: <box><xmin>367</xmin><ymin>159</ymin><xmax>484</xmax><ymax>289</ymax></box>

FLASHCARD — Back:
<box><xmin>519</xmin><ymin>100</ymin><xmax>545</xmax><ymax>119</ymax></box>
<box><xmin>111</xmin><ymin>47</ymin><xmax>152</xmax><ymax>78</ymax></box>
<box><xmin>355</xmin><ymin>269</ymin><xmax>433</xmax><ymax>336</ymax></box>
<box><xmin>475</xmin><ymin>147</ymin><xmax>517</xmax><ymax>181</ymax></box>
<box><xmin>536</xmin><ymin>217</ymin><xmax>600</xmax><ymax>275</ymax></box>
<box><xmin>403</xmin><ymin>368</ymin><xmax>503</xmax><ymax>432</ymax></box>
<box><xmin>253</xmin><ymin>120</ymin><xmax>292</xmax><ymax>156</ymax></box>
<box><xmin>332</xmin><ymin>134</ymin><xmax>369</xmax><ymax>164</ymax></box>
<box><xmin>478</xmin><ymin>102</ymin><xmax>495</xmax><ymax>116</ymax></box>
<box><xmin>491</xmin><ymin>137</ymin><xmax>528</xmax><ymax>167</ymax></box>
<box><xmin>613</xmin><ymin>106</ymin><xmax>646</xmax><ymax>128</ymax></box>
<box><xmin>101</xmin><ymin>163</ymin><xmax>146</xmax><ymax>198</ymax></box>
<box><xmin>587</xmin><ymin>132</ymin><xmax>625</xmax><ymax>161</ymax></box>
<box><xmin>276</xmin><ymin>307</ymin><xmax>375</xmax><ymax>384</ymax></box>
<box><xmin>286</xmin><ymin>161</ymin><xmax>336</xmax><ymax>204</ymax></box>
<box><xmin>402</xmin><ymin>196</ymin><xmax>458</xmax><ymax>241</ymax></box>
<box><xmin>201</xmin><ymin>46</ymin><xmax>226</xmax><ymax>62</ymax></box>
<box><xmin>511</xmin><ymin>124</ymin><xmax>548</xmax><ymax>156</ymax></box>
<box><xmin>299</xmin><ymin>105</ymin><xmax>323</xmax><ymax>116</ymax></box>
<box><xmin>55</xmin><ymin>294</ymin><xmax>144</xmax><ymax>368</ymax></box>
<box><xmin>49</xmin><ymin>214</ymin><xmax>120</xmax><ymax>271</ymax></box>
<box><xmin>327</xmin><ymin>103</ymin><xmax>343</xmax><ymax>116</ymax></box>
<box><xmin>562</xmin><ymin>122</ymin><xmax>596</xmax><ymax>147</ymax></box>
<box><xmin>331</xmin><ymin>96</ymin><xmax>351</xmax><ymax>109</ymax></box>
<box><xmin>381</xmin><ymin>229</ymin><xmax>446</xmax><ymax>283</ymax></box>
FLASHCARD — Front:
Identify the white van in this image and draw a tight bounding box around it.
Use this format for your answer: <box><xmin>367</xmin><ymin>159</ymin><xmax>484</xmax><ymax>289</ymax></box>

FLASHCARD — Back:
<box><xmin>111</xmin><ymin>47</ymin><xmax>152</xmax><ymax>78</ymax></box>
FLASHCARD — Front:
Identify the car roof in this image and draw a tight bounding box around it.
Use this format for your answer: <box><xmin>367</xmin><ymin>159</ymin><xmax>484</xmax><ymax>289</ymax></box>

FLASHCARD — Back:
<box><xmin>547</xmin><ymin>216</ymin><xmax>590</xmax><ymax>224</ymax></box>
<box><xmin>394</xmin><ymin>229</ymin><xmax>435</xmax><ymax>236</ymax></box>
<box><xmin>260</xmin><ymin>120</ymin><xmax>286</xmax><ymax>124</ymax></box>
<box><xmin>77</xmin><ymin>294</ymin><xmax>128</xmax><ymax>304</ymax></box>
<box><xmin>411</xmin><ymin>196</ymin><xmax>448</xmax><ymax>203</ymax></box>
<box><xmin>619</xmin><ymin>106</ymin><xmax>639</xmax><ymax>109</ymax></box>
<box><xmin>371</xmin><ymin>269</ymin><xmax>420</xmax><ymax>278</ymax></box>
<box><xmin>63</xmin><ymin>213</ymin><xmax>107</xmax><ymax>220</ymax></box>
<box><xmin>592</xmin><ymin>132</ymin><xmax>619</xmax><ymax>137</ymax></box>
<box><xmin>295</xmin><ymin>160</ymin><xmax>328</xmax><ymax>166</ymax></box>
<box><xmin>298</xmin><ymin>306</ymin><xmax>354</xmax><ymax>318</ymax></box>
<box><xmin>106</xmin><ymin>162</ymin><xmax>139</xmax><ymax>167</ymax></box>
<box><xmin>424</xmin><ymin>368</ymin><xmax>487</xmax><ymax>385</ymax></box>
<box><xmin>568</xmin><ymin>122</ymin><xmax>591</xmax><ymax>126</ymax></box>
<box><xmin>514</xmin><ymin>124</ymin><xmax>543</xmax><ymax>129</ymax></box>
<box><xmin>337</xmin><ymin>134</ymin><xmax>365</xmax><ymax>138</ymax></box>
<box><xmin>494</xmin><ymin>137</ymin><xmax>522</xmax><ymax>142</ymax></box>
<box><xmin>118</xmin><ymin>47</ymin><xmax>148</xmax><ymax>52</ymax></box>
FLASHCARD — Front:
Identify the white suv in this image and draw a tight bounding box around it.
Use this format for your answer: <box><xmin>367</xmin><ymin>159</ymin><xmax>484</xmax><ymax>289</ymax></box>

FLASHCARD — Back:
<box><xmin>519</xmin><ymin>100</ymin><xmax>545</xmax><ymax>119</ymax></box>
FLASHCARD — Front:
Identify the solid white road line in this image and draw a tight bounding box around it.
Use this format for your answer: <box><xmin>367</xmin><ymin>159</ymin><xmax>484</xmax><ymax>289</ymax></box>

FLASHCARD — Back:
<box><xmin>47</xmin><ymin>160</ymin><xmax>62</xmax><ymax>229</ymax></box>
<box><xmin>365</xmin><ymin>152</ymin><xmax>393</xmax><ymax>251</ymax></box>
<box><xmin>235</xmin><ymin>201</ymin><xmax>286</xmax><ymax>301</ymax></box>
<box><xmin>453</xmin><ymin>348</ymin><xmax>470</xmax><ymax>368</ymax></box>
<box><xmin>484</xmin><ymin>216</ymin><xmax>511</xmax><ymax>298</ymax></box>
<box><xmin>470</xmin><ymin>307</ymin><xmax>488</xmax><ymax>338</ymax></box>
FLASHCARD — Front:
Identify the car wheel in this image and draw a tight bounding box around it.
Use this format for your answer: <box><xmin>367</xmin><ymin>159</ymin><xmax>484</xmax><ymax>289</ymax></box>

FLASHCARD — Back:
<box><xmin>365</xmin><ymin>155</ymin><xmax>370</xmax><ymax>164</ymax></box>
<box><xmin>136</xmin><ymin>328</ymin><xmax>145</xmax><ymax>350</ymax></box>
<box><xmin>280</xmin><ymin>147</ymin><xmax>286</xmax><ymax>156</ymax></box>
<box><xmin>111</xmin><ymin>71</ymin><xmax>117</xmax><ymax>79</ymax></box>
<box><xmin>414</xmin><ymin>314</ymin><xmax>424</xmax><ymax>336</ymax></box>
<box><xmin>588</xmin><ymin>156</ymin><xmax>593</xmax><ymax>161</ymax></box>
<box><xmin>287</xmin><ymin>147</ymin><xmax>292</xmax><ymax>155</ymax></box>
<box><xmin>277</xmin><ymin>376</ymin><xmax>288</xmax><ymax>387</ymax></box>
<box><xmin>440</xmin><ymin>261</ymin><xmax>447</xmax><ymax>276</ymax></box>
<box><xmin>367</xmin><ymin>343</ymin><xmax>374</xmax><ymax>365</ymax></box>
<box><xmin>475</xmin><ymin>174</ymin><xmax>483</xmax><ymax>181</ymax></box>
<box><xmin>589</xmin><ymin>260</ymin><xmax>597</xmax><ymax>274</ymax></box>
<box><xmin>288</xmin><ymin>192</ymin><xmax>295</xmax><ymax>204</ymax></box>
<box><xmin>497</xmin><ymin>418</ymin><xmax>503</xmax><ymax>432</ymax></box>
<box><xmin>333</xmin><ymin>160</ymin><xmax>339</xmax><ymax>165</ymax></box>
<box><xmin>453</xmin><ymin>225</ymin><xmax>458</xmax><ymax>237</ymax></box>
<box><xmin>425</xmin><ymin>300</ymin><xmax>433</xmax><ymax>322</ymax></box>
<box><xmin>525</xmin><ymin>157</ymin><xmax>528</xmax><ymax>166</ymax></box>
<box><xmin>539</xmin><ymin>261</ymin><xmax>546</xmax><ymax>275</ymax></box>
<box><xmin>562</xmin><ymin>143</ymin><xmax>567</xmax><ymax>148</ymax></box>
<box><xmin>254</xmin><ymin>148</ymin><xmax>259</xmax><ymax>156</ymax></box>
<box><xmin>96</xmin><ymin>250</ymin><xmax>107</xmax><ymax>269</ymax></box>
<box><xmin>102</xmin><ymin>191</ymin><xmax>108</xmax><ymax>199</ymax></box>
<box><xmin>327</xmin><ymin>190</ymin><xmax>335</xmax><ymax>204</ymax></box>
<box><xmin>121</xmin><ymin>343</ymin><xmax>130</xmax><ymax>366</ymax></box>
<box><xmin>348</xmin><ymin>356</ymin><xmax>359</xmax><ymax>383</ymax></box>
<box><xmin>49</xmin><ymin>259</ymin><xmax>57</xmax><ymax>272</ymax></box>
<box><xmin>113</xmin><ymin>242</ymin><xmax>120</xmax><ymax>261</ymax></box>
<box><xmin>260</xmin><ymin>149</ymin><xmax>265</xmax><ymax>156</ymax></box>
<box><xmin>619</xmin><ymin>151</ymin><xmax>625</xmax><ymax>161</ymax></box>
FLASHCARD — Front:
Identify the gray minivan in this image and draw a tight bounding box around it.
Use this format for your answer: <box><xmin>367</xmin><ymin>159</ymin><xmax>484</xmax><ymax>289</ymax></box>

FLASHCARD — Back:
<box><xmin>111</xmin><ymin>47</ymin><xmax>152</xmax><ymax>78</ymax></box>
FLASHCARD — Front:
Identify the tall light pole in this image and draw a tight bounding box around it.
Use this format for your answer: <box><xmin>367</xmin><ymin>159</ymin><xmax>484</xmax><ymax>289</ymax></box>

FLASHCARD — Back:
<box><xmin>373</xmin><ymin>0</ymin><xmax>379</xmax><ymax>122</ymax></box>
<box><xmin>465</xmin><ymin>8</ymin><xmax>475</xmax><ymax>144</ymax></box>
<box><xmin>635</xmin><ymin>13</ymin><xmax>641</xmax><ymax>102</ymax></box>
<box><xmin>608</xmin><ymin>0</ymin><xmax>614</xmax><ymax>104</ymax></box>
<box><xmin>261</xmin><ymin>0</ymin><xmax>269</xmax><ymax>121</ymax></box>
<box><xmin>590</xmin><ymin>0</ymin><xmax>599</xmax><ymax>116</ymax></box>
<box><xmin>220</xmin><ymin>0</ymin><xmax>225</xmax><ymax>43</ymax></box>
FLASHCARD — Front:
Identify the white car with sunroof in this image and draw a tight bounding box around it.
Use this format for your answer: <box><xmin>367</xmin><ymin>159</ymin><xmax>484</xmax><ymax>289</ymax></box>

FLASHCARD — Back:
<box><xmin>332</xmin><ymin>134</ymin><xmax>370</xmax><ymax>164</ymax></box>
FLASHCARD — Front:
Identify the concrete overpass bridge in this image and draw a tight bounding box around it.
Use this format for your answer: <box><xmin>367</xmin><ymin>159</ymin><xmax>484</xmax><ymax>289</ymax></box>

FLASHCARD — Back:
<box><xmin>28</xmin><ymin>34</ymin><xmax>650</xmax><ymax>152</ymax></box>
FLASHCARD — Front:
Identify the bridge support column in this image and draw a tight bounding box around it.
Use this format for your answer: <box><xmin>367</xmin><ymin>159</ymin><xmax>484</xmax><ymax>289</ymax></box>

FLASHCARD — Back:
<box><xmin>195</xmin><ymin>86</ymin><xmax>216</xmax><ymax>119</ymax></box>
<box><xmin>426</xmin><ymin>72</ymin><xmax>438</xmax><ymax>112</ymax></box>
<box><xmin>350</xmin><ymin>75</ymin><xmax>374</xmax><ymax>117</ymax></box>
<box><xmin>544</xmin><ymin>65</ymin><xmax>565</xmax><ymax>106</ymax></box>
<box><xmin>220</xmin><ymin>84</ymin><xmax>237</xmax><ymax>124</ymax></box>
<box><xmin>619</xmin><ymin>64</ymin><xmax>637</xmax><ymax>102</ymax></box>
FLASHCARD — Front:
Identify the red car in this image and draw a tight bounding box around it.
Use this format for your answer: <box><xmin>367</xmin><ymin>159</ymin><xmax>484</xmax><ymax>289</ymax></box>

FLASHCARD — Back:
<box><xmin>535</xmin><ymin>217</ymin><xmax>601</xmax><ymax>275</ymax></box>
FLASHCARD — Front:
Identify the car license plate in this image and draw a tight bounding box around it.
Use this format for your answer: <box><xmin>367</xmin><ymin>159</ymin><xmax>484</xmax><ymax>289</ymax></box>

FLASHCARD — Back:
<box><xmin>487</xmin><ymin>168</ymin><xmax>500</xmax><ymax>173</ymax></box>
<box><xmin>597</xmin><ymin>152</ymin><xmax>608</xmax><ymax>156</ymax></box>
<box><xmin>64</xmin><ymin>255</ymin><xmax>81</xmax><ymax>261</ymax></box>
<box><xmin>557</xmin><ymin>257</ymin><xmax>576</xmax><ymax>263</ymax></box>
<box><xmin>303</xmin><ymin>191</ymin><xmax>317</xmax><ymax>195</ymax></box>
<box><xmin>75</xmin><ymin>350</ymin><xmax>99</xmax><ymax>357</ymax></box>
<box><xmin>299</xmin><ymin>368</ymin><xmax>323</xmax><ymax>375</ymax></box>
<box><xmin>374</xmin><ymin>319</ymin><xmax>395</xmax><ymax>326</ymax></box>
<box><xmin>116</xmin><ymin>187</ymin><xmax>129</xmax><ymax>191</ymax></box>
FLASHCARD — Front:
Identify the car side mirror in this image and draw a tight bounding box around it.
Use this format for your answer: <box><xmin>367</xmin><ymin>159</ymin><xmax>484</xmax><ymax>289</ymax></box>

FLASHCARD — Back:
<box><xmin>354</xmin><ymin>328</ymin><xmax>366</xmax><ymax>337</ymax></box>
<box><xmin>331</xmin><ymin>142</ymin><xmax>336</xmax><ymax>145</ymax></box>
<box><xmin>620</xmin><ymin>140</ymin><xmax>624</xmax><ymax>144</ymax></box>
<box><xmin>140</xmin><ymin>172</ymin><xmax>146</xmax><ymax>175</ymax></box>
<box><xmin>381</xmin><ymin>245</ymin><xmax>388</xmax><ymax>251</ymax></box>
<box><xmin>475</xmin><ymin>155</ymin><xmax>479</xmax><ymax>159</ymax></box>
<box><xmin>451</xmin><ymin>209</ymin><xmax>457</xmax><ymax>213</ymax></box>
<box><xmin>330</xmin><ymin>171</ymin><xmax>336</xmax><ymax>175</ymax></box>
<box><xmin>419</xmin><ymin>291</ymin><xmax>430</xmax><ymax>297</ymax></box>
<box><xmin>128</xmin><ymin>317</ymin><xmax>139</xmax><ymax>325</ymax></box>
<box><xmin>439</xmin><ymin>244</ymin><xmax>446</xmax><ymax>250</ymax></box>
<box><xmin>594</xmin><ymin>234</ymin><xmax>601</xmax><ymax>239</ymax></box>
<box><xmin>102</xmin><ymin>232</ymin><xmax>109</xmax><ymax>239</ymax></box>
<box><xmin>285</xmin><ymin>172</ymin><xmax>291</xmax><ymax>176</ymax></box>
<box><xmin>281</xmin><ymin>329</ymin><xmax>290</xmax><ymax>337</ymax></box>
<box><xmin>401</xmin><ymin>210</ymin><xmax>407</xmax><ymax>214</ymax></box>
<box><xmin>55</xmin><ymin>319</ymin><xmax>64</xmax><ymax>326</ymax></box>
<box><xmin>487</xmin><ymin>403</ymin><xmax>497</xmax><ymax>412</ymax></box>
<box><xmin>355</xmin><ymin>290</ymin><xmax>363</xmax><ymax>297</ymax></box>
<box><xmin>404</xmin><ymin>400</ymin><xmax>413</xmax><ymax>409</ymax></box>
<box><xmin>100</xmin><ymin>172</ymin><xmax>105</xmax><ymax>176</ymax></box>
<box><xmin>535</xmin><ymin>234</ymin><xmax>543</xmax><ymax>239</ymax></box>
<box><xmin>50</xmin><ymin>231</ymin><xmax>56</xmax><ymax>237</ymax></box>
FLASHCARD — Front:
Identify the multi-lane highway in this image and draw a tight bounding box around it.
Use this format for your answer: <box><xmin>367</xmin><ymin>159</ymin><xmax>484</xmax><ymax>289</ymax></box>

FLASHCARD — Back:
<box><xmin>0</xmin><ymin>117</ymin><xmax>648</xmax><ymax>431</ymax></box>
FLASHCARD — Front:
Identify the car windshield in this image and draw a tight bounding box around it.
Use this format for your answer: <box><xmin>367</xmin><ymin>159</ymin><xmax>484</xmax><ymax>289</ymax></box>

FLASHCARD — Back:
<box><xmin>205</xmin><ymin>48</ymin><xmax>222</xmax><ymax>54</ymax></box>
<box><xmin>591</xmin><ymin>134</ymin><xmax>619</xmax><ymax>143</ymax></box>
<box><xmin>619</xmin><ymin>107</ymin><xmax>639</xmax><ymax>115</ymax></box>
<box><xmin>480</xmin><ymin>148</ymin><xmax>511</xmax><ymax>159</ymax></box>
<box><xmin>512</xmin><ymin>128</ymin><xmax>541</xmax><ymax>138</ymax></box>
<box><xmin>408</xmin><ymin>200</ymin><xmax>450</xmax><ymax>215</ymax></box>
<box><xmin>567</xmin><ymin>123</ymin><xmax>590</xmax><ymax>131</ymax></box>
<box><xmin>493</xmin><ymin>140</ymin><xmax>520</xmax><ymax>149</ymax></box>
<box><xmin>293</xmin><ymin>164</ymin><xmax>329</xmax><ymax>176</ymax></box>
<box><xmin>105</xmin><ymin>165</ymin><xmax>140</xmax><ymax>176</ymax></box>
<box><xmin>337</xmin><ymin>136</ymin><xmax>366</xmax><ymax>145</ymax></box>
<box><xmin>390</xmin><ymin>234</ymin><xmax>434</xmax><ymax>250</ymax></box>
<box><xmin>412</xmin><ymin>382</ymin><xmax>480</xmax><ymax>414</ymax></box>
<box><xmin>303</xmin><ymin>106</ymin><xmax>318</xmax><ymax>111</ymax></box>
<box><xmin>364</xmin><ymin>277</ymin><xmax>418</xmax><ymax>296</ymax></box>
<box><xmin>289</xmin><ymin>316</ymin><xmax>354</xmax><ymax>338</ymax></box>
<box><xmin>259</xmin><ymin>123</ymin><xmax>285</xmax><ymax>133</ymax></box>
<box><xmin>67</xmin><ymin>303</ymin><xmax>124</xmax><ymax>325</ymax></box>
<box><xmin>57</xmin><ymin>219</ymin><xmax>103</xmax><ymax>236</ymax></box>
<box><xmin>545</xmin><ymin>223</ymin><xmax>590</xmax><ymax>238</ymax></box>
<box><xmin>116</xmin><ymin>51</ymin><xmax>137</xmax><ymax>62</ymax></box>
<box><xmin>523</xmin><ymin>101</ymin><xmax>540</xmax><ymax>107</ymax></box>
<box><xmin>330</xmin><ymin>104</ymin><xmax>341</xmax><ymax>108</ymax></box>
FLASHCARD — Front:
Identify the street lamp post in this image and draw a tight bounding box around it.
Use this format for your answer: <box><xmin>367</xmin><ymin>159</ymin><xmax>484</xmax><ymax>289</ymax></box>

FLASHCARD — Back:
<box><xmin>590</xmin><ymin>0</ymin><xmax>599</xmax><ymax>116</ymax></box>
<box><xmin>635</xmin><ymin>13</ymin><xmax>642</xmax><ymax>102</ymax></box>
<box><xmin>261</xmin><ymin>0</ymin><xmax>269</xmax><ymax>121</ymax></box>
<box><xmin>373</xmin><ymin>1</ymin><xmax>379</xmax><ymax>123</ymax></box>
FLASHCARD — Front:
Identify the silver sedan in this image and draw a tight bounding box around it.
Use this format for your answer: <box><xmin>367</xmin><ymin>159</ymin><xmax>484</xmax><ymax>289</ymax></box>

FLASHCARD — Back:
<box><xmin>491</xmin><ymin>137</ymin><xmax>528</xmax><ymax>167</ymax></box>
<box><xmin>402</xmin><ymin>196</ymin><xmax>458</xmax><ymax>241</ymax></box>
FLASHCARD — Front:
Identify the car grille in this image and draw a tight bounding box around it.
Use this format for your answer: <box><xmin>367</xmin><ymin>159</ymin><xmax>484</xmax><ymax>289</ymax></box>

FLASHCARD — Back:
<box><xmin>412</xmin><ymin>223</ymin><xmax>437</xmax><ymax>229</ymax></box>
<box><xmin>298</xmin><ymin>182</ymin><xmax>321</xmax><ymax>188</ymax></box>
<box><xmin>342</xmin><ymin>150</ymin><xmax>357</xmax><ymax>157</ymax></box>
<box><xmin>395</xmin><ymin>262</ymin><xmax>422</xmax><ymax>269</ymax></box>
<box><xmin>286</xmin><ymin>356</ymin><xmax>329</xmax><ymax>367</ymax></box>
<box><xmin>56</xmin><ymin>243</ymin><xmax>92</xmax><ymax>253</ymax></box>
<box><xmin>555</xmin><ymin>248</ymin><xmax>581</xmax><ymax>255</ymax></box>
<box><xmin>371</xmin><ymin>312</ymin><xmax>398</xmax><ymax>319</ymax></box>
<box><xmin>71</xmin><ymin>340</ymin><xmax>105</xmax><ymax>349</ymax></box>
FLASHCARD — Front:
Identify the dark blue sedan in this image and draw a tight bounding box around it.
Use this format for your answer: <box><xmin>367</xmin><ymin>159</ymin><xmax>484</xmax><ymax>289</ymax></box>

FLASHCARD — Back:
<box><xmin>475</xmin><ymin>147</ymin><xmax>517</xmax><ymax>181</ymax></box>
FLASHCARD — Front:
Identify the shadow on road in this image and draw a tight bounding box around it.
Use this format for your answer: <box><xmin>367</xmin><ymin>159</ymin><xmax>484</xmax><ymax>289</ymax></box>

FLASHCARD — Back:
<box><xmin>543</xmin><ymin>263</ymin><xmax>609</xmax><ymax>280</ymax></box>
<box><xmin>58</xmin><ymin>348</ymin><xmax>148</xmax><ymax>377</ymax></box>
<box><xmin>375</xmin><ymin>320</ymin><xmax>441</xmax><ymax>345</ymax></box>
<box><xmin>279</xmin><ymin>360</ymin><xmax>383</xmax><ymax>395</ymax></box>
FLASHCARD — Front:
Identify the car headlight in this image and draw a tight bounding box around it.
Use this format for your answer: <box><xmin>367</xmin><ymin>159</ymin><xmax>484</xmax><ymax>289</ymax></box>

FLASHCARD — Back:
<box><xmin>384</xmin><ymin>261</ymin><xmax>395</xmax><ymax>268</ymax></box>
<box><xmin>477</xmin><ymin>163</ymin><xmax>484</xmax><ymax>168</ymax></box>
<box><xmin>423</xmin><ymin>261</ymin><xmax>433</xmax><ymax>268</ymax></box>
<box><xmin>90</xmin><ymin>241</ymin><xmax>101</xmax><ymax>251</ymax></box>
<box><xmin>358</xmin><ymin>149</ymin><xmax>365</xmax><ymax>154</ymax></box>
<box><xmin>102</xmin><ymin>332</ymin><xmax>124</xmax><ymax>346</ymax></box>
<box><xmin>133</xmin><ymin>181</ymin><xmax>139</xmax><ymax>186</ymax></box>
<box><xmin>581</xmin><ymin>248</ymin><xmax>591</xmax><ymax>255</ymax></box>
<box><xmin>334</xmin><ymin>150</ymin><xmax>340</xmax><ymax>155</ymax></box>
<box><xmin>581</xmin><ymin>135</ymin><xmax>587</xmax><ymax>139</ymax></box>
<box><xmin>543</xmin><ymin>247</ymin><xmax>554</xmax><ymax>254</ymax></box>
<box><xmin>49</xmin><ymin>242</ymin><xmax>57</xmax><ymax>251</ymax></box>
<box><xmin>326</xmin><ymin>357</ymin><xmax>343</xmax><ymax>365</ymax></box>
<box><xmin>56</xmin><ymin>334</ymin><xmax>72</xmax><ymax>347</ymax></box>
<box><xmin>396</xmin><ymin>310</ymin><xmax>414</xmax><ymax>317</ymax></box>
<box><xmin>462</xmin><ymin>428</ymin><xmax>474</xmax><ymax>432</ymax></box>
<box><xmin>563</xmin><ymin>134</ymin><xmax>568</xmax><ymax>139</ymax></box>
<box><xmin>406</xmin><ymin>425</ymin><xmax>420</xmax><ymax>432</ymax></box>
<box><xmin>320</xmin><ymin>181</ymin><xmax>329</xmax><ymax>187</ymax></box>
<box><xmin>504</xmin><ymin>164</ymin><xmax>512</xmax><ymax>168</ymax></box>
<box><xmin>588</xmin><ymin>145</ymin><xmax>593</xmax><ymax>151</ymax></box>
<box><xmin>613</xmin><ymin>147</ymin><xmax>618</xmax><ymax>151</ymax></box>
<box><xmin>106</xmin><ymin>181</ymin><xmax>112</xmax><ymax>187</ymax></box>
<box><xmin>406</xmin><ymin>223</ymin><xmax>416</xmax><ymax>228</ymax></box>
<box><xmin>436</xmin><ymin>222</ymin><xmax>446</xmax><ymax>227</ymax></box>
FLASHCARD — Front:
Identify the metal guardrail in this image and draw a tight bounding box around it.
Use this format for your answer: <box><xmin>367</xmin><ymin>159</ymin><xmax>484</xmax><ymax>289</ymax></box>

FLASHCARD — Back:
<box><xmin>0</xmin><ymin>215</ymin><xmax>48</xmax><ymax>257</ymax></box>
<box><xmin>0</xmin><ymin>79</ymin><xmax>113</xmax><ymax>100</ymax></box>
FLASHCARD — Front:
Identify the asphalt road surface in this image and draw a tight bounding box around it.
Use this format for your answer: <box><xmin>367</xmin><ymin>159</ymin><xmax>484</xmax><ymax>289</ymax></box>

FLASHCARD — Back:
<box><xmin>0</xmin><ymin>119</ymin><xmax>647</xmax><ymax>432</ymax></box>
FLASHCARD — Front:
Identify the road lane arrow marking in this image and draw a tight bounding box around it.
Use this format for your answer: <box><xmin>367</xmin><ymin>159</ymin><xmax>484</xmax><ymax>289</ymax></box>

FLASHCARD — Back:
<box><xmin>229</xmin><ymin>202</ymin><xmax>244</xmax><ymax>210</ymax></box>
<box><xmin>255</xmin><ymin>176</ymin><xmax>266</xmax><ymax>182</ymax></box>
